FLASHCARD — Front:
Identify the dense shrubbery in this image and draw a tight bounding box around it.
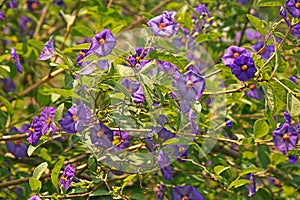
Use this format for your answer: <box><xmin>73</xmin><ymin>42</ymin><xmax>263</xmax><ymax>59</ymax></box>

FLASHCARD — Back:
<box><xmin>0</xmin><ymin>0</ymin><xmax>300</xmax><ymax>199</ymax></box>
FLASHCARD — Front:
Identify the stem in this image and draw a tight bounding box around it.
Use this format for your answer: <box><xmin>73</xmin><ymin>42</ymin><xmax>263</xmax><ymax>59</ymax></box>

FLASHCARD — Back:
<box><xmin>272</xmin><ymin>77</ymin><xmax>300</xmax><ymax>96</ymax></box>
<box><xmin>203</xmin><ymin>84</ymin><xmax>245</xmax><ymax>96</ymax></box>
<box><xmin>33</xmin><ymin>2</ymin><xmax>51</xmax><ymax>39</ymax></box>
<box><xmin>204</xmin><ymin>69</ymin><xmax>222</xmax><ymax>79</ymax></box>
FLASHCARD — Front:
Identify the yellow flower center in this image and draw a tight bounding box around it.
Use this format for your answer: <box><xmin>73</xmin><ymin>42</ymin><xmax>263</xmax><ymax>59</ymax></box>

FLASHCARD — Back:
<box><xmin>99</xmin><ymin>38</ymin><xmax>105</xmax><ymax>45</ymax></box>
<box><xmin>233</xmin><ymin>52</ymin><xmax>239</xmax><ymax>58</ymax></box>
<box><xmin>286</xmin><ymin>153</ymin><xmax>290</xmax><ymax>157</ymax></box>
<box><xmin>61</xmin><ymin>176</ymin><xmax>68</xmax><ymax>181</ymax></box>
<box><xmin>97</xmin><ymin>131</ymin><xmax>104</xmax><ymax>137</ymax></box>
<box><xmin>283</xmin><ymin>133</ymin><xmax>290</xmax><ymax>140</ymax></box>
<box><xmin>31</xmin><ymin>2</ymin><xmax>39</xmax><ymax>9</ymax></box>
<box><xmin>72</xmin><ymin>115</ymin><xmax>78</xmax><ymax>122</ymax></box>
<box><xmin>29</xmin><ymin>127</ymin><xmax>35</xmax><ymax>132</ymax></box>
<box><xmin>249</xmin><ymin>84</ymin><xmax>256</xmax><ymax>90</ymax></box>
<box><xmin>241</xmin><ymin>65</ymin><xmax>248</xmax><ymax>71</ymax></box>
<box><xmin>274</xmin><ymin>179</ymin><xmax>281</xmax><ymax>186</ymax></box>
<box><xmin>296</xmin><ymin>2</ymin><xmax>300</xmax><ymax>8</ymax></box>
<box><xmin>128</xmin><ymin>89</ymin><xmax>133</xmax><ymax>94</ymax></box>
<box><xmin>182</xmin><ymin>196</ymin><xmax>189</xmax><ymax>200</ymax></box>
<box><xmin>79</xmin><ymin>51</ymin><xmax>85</xmax><ymax>57</ymax></box>
<box><xmin>290</xmin><ymin>121</ymin><xmax>295</xmax><ymax>125</ymax></box>
<box><xmin>181</xmin><ymin>38</ymin><xmax>187</xmax><ymax>44</ymax></box>
<box><xmin>159</xmin><ymin>23</ymin><xmax>165</xmax><ymax>30</ymax></box>
<box><xmin>135</xmin><ymin>56</ymin><xmax>141</xmax><ymax>61</ymax></box>
<box><xmin>186</xmin><ymin>81</ymin><xmax>193</xmax><ymax>87</ymax></box>
<box><xmin>14</xmin><ymin>140</ymin><xmax>21</xmax><ymax>145</ymax></box>
<box><xmin>46</xmin><ymin>118</ymin><xmax>52</xmax><ymax>124</ymax></box>
<box><xmin>163</xmin><ymin>162</ymin><xmax>169</xmax><ymax>167</ymax></box>
<box><xmin>286</xmin><ymin>17</ymin><xmax>289</xmax><ymax>21</ymax></box>
<box><xmin>179</xmin><ymin>146</ymin><xmax>185</xmax><ymax>153</ymax></box>
<box><xmin>258</xmin><ymin>47</ymin><xmax>265</xmax><ymax>54</ymax></box>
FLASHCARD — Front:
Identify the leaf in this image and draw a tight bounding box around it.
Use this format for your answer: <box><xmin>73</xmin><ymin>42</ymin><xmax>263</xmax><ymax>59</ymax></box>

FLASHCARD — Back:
<box><xmin>271</xmin><ymin>153</ymin><xmax>288</xmax><ymax>165</ymax></box>
<box><xmin>263</xmin><ymin>84</ymin><xmax>275</xmax><ymax>113</ymax></box>
<box><xmin>196</xmin><ymin>32</ymin><xmax>222</xmax><ymax>43</ymax></box>
<box><xmin>111</xmin><ymin>24</ymin><xmax>124</xmax><ymax>35</ymax></box>
<box><xmin>71</xmin><ymin>25</ymin><xmax>94</xmax><ymax>38</ymax></box>
<box><xmin>0</xmin><ymin>65</ymin><xmax>10</xmax><ymax>73</ymax></box>
<box><xmin>54</xmin><ymin>103</ymin><xmax>64</xmax><ymax>125</ymax></box>
<box><xmin>254</xmin><ymin>119</ymin><xmax>269</xmax><ymax>138</ymax></box>
<box><xmin>60</xmin><ymin>10</ymin><xmax>76</xmax><ymax>30</ymax></box>
<box><xmin>28</xmin><ymin>39</ymin><xmax>45</xmax><ymax>50</ymax></box>
<box><xmin>27</xmin><ymin>140</ymin><xmax>48</xmax><ymax>156</ymax></box>
<box><xmin>258</xmin><ymin>146</ymin><xmax>270</xmax><ymax>168</ymax></box>
<box><xmin>257</xmin><ymin>0</ymin><xmax>283</xmax><ymax>7</ymax></box>
<box><xmin>145</xmin><ymin>49</ymin><xmax>189</xmax><ymax>71</ymax></box>
<box><xmin>246</xmin><ymin>14</ymin><xmax>267</xmax><ymax>36</ymax></box>
<box><xmin>32</xmin><ymin>162</ymin><xmax>48</xmax><ymax>179</ymax></box>
<box><xmin>227</xmin><ymin>179</ymin><xmax>250</xmax><ymax>189</ymax></box>
<box><xmin>287</xmin><ymin>93</ymin><xmax>300</xmax><ymax>117</ymax></box>
<box><xmin>240</xmin><ymin>167</ymin><xmax>262</xmax><ymax>177</ymax></box>
<box><xmin>89</xmin><ymin>190</ymin><xmax>110</xmax><ymax>196</ymax></box>
<box><xmin>68</xmin><ymin>43</ymin><xmax>91</xmax><ymax>51</ymax></box>
<box><xmin>0</xmin><ymin>54</ymin><xmax>10</xmax><ymax>62</ymax></box>
<box><xmin>0</xmin><ymin>95</ymin><xmax>13</xmax><ymax>116</ymax></box>
<box><xmin>121</xmin><ymin>174</ymin><xmax>137</xmax><ymax>192</ymax></box>
<box><xmin>214</xmin><ymin>165</ymin><xmax>230</xmax><ymax>176</ymax></box>
<box><xmin>29</xmin><ymin>178</ymin><xmax>42</xmax><ymax>192</ymax></box>
<box><xmin>88</xmin><ymin>155</ymin><xmax>98</xmax><ymax>175</ymax></box>
<box><xmin>51</xmin><ymin>158</ymin><xmax>65</xmax><ymax>190</ymax></box>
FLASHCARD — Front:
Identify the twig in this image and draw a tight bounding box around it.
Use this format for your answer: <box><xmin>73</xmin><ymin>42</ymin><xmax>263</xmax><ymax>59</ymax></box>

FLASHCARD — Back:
<box><xmin>0</xmin><ymin>133</ymin><xmax>28</xmax><ymax>141</ymax></box>
<box><xmin>33</xmin><ymin>2</ymin><xmax>51</xmax><ymax>39</ymax></box>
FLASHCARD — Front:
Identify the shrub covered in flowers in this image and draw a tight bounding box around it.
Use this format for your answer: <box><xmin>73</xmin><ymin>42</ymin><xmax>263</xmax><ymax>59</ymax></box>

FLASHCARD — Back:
<box><xmin>0</xmin><ymin>0</ymin><xmax>300</xmax><ymax>199</ymax></box>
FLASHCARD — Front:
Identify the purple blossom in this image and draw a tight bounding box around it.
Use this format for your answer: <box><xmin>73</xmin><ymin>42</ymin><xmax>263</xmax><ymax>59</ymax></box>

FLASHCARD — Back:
<box><xmin>156</xmin><ymin>60</ymin><xmax>179</xmax><ymax>75</ymax></box>
<box><xmin>280</xmin><ymin>6</ymin><xmax>291</xmax><ymax>27</ymax></box>
<box><xmin>246</xmin><ymin>173</ymin><xmax>256</xmax><ymax>197</ymax></box>
<box><xmin>268</xmin><ymin>178</ymin><xmax>282</xmax><ymax>188</ymax></box>
<box><xmin>6</xmin><ymin>125</ymin><xmax>29</xmax><ymax>158</ymax></box>
<box><xmin>292</xmin><ymin>23</ymin><xmax>300</xmax><ymax>40</ymax></box>
<box><xmin>283</xmin><ymin>151</ymin><xmax>298</xmax><ymax>164</ymax></box>
<box><xmin>18</xmin><ymin>16</ymin><xmax>35</xmax><ymax>36</ymax></box>
<box><xmin>245</xmin><ymin>29</ymin><xmax>262</xmax><ymax>41</ymax></box>
<box><xmin>145</xmin><ymin>127</ymin><xmax>175</xmax><ymax>152</ymax></box>
<box><xmin>173</xmin><ymin>144</ymin><xmax>189</xmax><ymax>162</ymax></box>
<box><xmin>172</xmin><ymin>185</ymin><xmax>204</xmax><ymax>200</ymax></box>
<box><xmin>157</xmin><ymin>149</ymin><xmax>173</xmax><ymax>181</ymax></box>
<box><xmin>40</xmin><ymin>107</ymin><xmax>58</xmax><ymax>134</ymax></box>
<box><xmin>0</xmin><ymin>11</ymin><xmax>4</xmax><ymax>21</ymax></box>
<box><xmin>238</xmin><ymin>0</ymin><xmax>251</xmax><ymax>4</ymax></box>
<box><xmin>89</xmin><ymin>122</ymin><xmax>113</xmax><ymax>148</ymax></box>
<box><xmin>226</xmin><ymin>120</ymin><xmax>233</xmax><ymax>128</ymax></box>
<box><xmin>60</xmin><ymin>164</ymin><xmax>75</xmax><ymax>190</ymax></box>
<box><xmin>286</xmin><ymin>0</ymin><xmax>300</xmax><ymax>18</ymax></box>
<box><xmin>156</xmin><ymin>184</ymin><xmax>166</xmax><ymax>200</ymax></box>
<box><xmin>28</xmin><ymin>195</ymin><xmax>42</xmax><ymax>200</ymax></box>
<box><xmin>6</xmin><ymin>0</ymin><xmax>17</xmax><ymax>8</ymax></box>
<box><xmin>222</xmin><ymin>46</ymin><xmax>251</xmax><ymax>66</ymax></box>
<box><xmin>0</xmin><ymin>78</ymin><xmax>16</xmax><ymax>93</ymax></box>
<box><xmin>27</xmin><ymin>117</ymin><xmax>43</xmax><ymax>145</ymax></box>
<box><xmin>58</xmin><ymin>104</ymin><xmax>91</xmax><ymax>134</ymax></box>
<box><xmin>172</xmin><ymin>28</ymin><xmax>194</xmax><ymax>48</ymax></box>
<box><xmin>231</xmin><ymin>55</ymin><xmax>257</xmax><ymax>81</ymax></box>
<box><xmin>77</xmin><ymin>49</ymin><xmax>109</xmax><ymax>74</ymax></box>
<box><xmin>39</xmin><ymin>36</ymin><xmax>55</xmax><ymax>60</ymax></box>
<box><xmin>121</xmin><ymin>78</ymin><xmax>145</xmax><ymax>104</ymax></box>
<box><xmin>27</xmin><ymin>1</ymin><xmax>40</xmax><ymax>12</ymax></box>
<box><xmin>189</xmin><ymin>110</ymin><xmax>198</xmax><ymax>134</ymax></box>
<box><xmin>126</xmin><ymin>47</ymin><xmax>152</xmax><ymax>69</ymax></box>
<box><xmin>245</xmin><ymin>84</ymin><xmax>262</xmax><ymax>100</ymax></box>
<box><xmin>147</xmin><ymin>11</ymin><xmax>179</xmax><ymax>37</ymax></box>
<box><xmin>289</xmin><ymin>75</ymin><xmax>300</xmax><ymax>85</ymax></box>
<box><xmin>192</xmin><ymin>4</ymin><xmax>212</xmax><ymax>31</ymax></box>
<box><xmin>10</xmin><ymin>47</ymin><xmax>22</xmax><ymax>73</ymax></box>
<box><xmin>90</xmin><ymin>29</ymin><xmax>116</xmax><ymax>57</ymax></box>
<box><xmin>252</xmin><ymin>42</ymin><xmax>274</xmax><ymax>59</ymax></box>
<box><xmin>52</xmin><ymin>0</ymin><xmax>65</xmax><ymax>7</ymax></box>
<box><xmin>272</xmin><ymin>111</ymin><xmax>299</xmax><ymax>151</ymax></box>
<box><xmin>113</xmin><ymin>131</ymin><xmax>130</xmax><ymax>149</ymax></box>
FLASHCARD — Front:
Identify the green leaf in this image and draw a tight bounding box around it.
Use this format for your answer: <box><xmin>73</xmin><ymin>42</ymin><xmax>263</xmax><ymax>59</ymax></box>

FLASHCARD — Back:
<box><xmin>246</xmin><ymin>14</ymin><xmax>267</xmax><ymax>36</ymax></box>
<box><xmin>27</xmin><ymin>140</ymin><xmax>49</xmax><ymax>156</ymax></box>
<box><xmin>40</xmin><ymin>148</ymin><xmax>52</xmax><ymax>162</ymax></box>
<box><xmin>214</xmin><ymin>165</ymin><xmax>230</xmax><ymax>176</ymax></box>
<box><xmin>287</xmin><ymin>93</ymin><xmax>300</xmax><ymax>117</ymax></box>
<box><xmin>196</xmin><ymin>32</ymin><xmax>222</xmax><ymax>43</ymax></box>
<box><xmin>240</xmin><ymin>167</ymin><xmax>262</xmax><ymax>177</ymax></box>
<box><xmin>0</xmin><ymin>54</ymin><xmax>10</xmax><ymax>62</ymax></box>
<box><xmin>89</xmin><ymin>190</ymin><xmax>110</xmax><ymax>196</ymax></box>
<box><xmin>51</xmin><ymin>158</ymin><xmax>65</xmax><ymax>190</ymax></box>
<box><xmin>263</xmin><ymin>84</ymin><xmax>275</xmax><ymax>113</ymax></box>
<box><xmin>0</xmin><ymin>95</ymin><xmax>13</xmax><ymax>116</ymax></box>
<box><xmin>54</xmin><ymin>103</ymin><xmax>64</xmax><ymax>125</ymax></box>
<box><xmin>29</xmin><ymin>178</ymin><xmax>42</xmax><ymax>192</ymax></box>
<box><xmin>71</xmin><ymin>25</ymin><xmax>94</xmax><ymax>38</ymax></box>
<box><xmin>257</xmin><ymin>0</ymin><xmax>283</xmax><ymax>7</ymax></box>
<box><xmin>227</xmin><ymin>179</ymin><xmax>250</xmax><ymax>189</ymax></box>
<box><xmin>254</xmin><ymin>119</ymin><xmax>269</xmax><ymax>138</ymax></box>
<box><xmin>88</xmin><ymin>155</ymin><xmax>98</xmax><ymax>175</ymax></box>
<box><xmin>32</xmin><ymin>162</ymin><xmax>48</xmax><ymax>179</ymax></box>
<box><xmin>111</xmin><ymin>24</ymin><xmax>124</xmax><ymax>35</ymax></box>
<box><xmin>68</xmin><ymin>43</ymin><xmax>90</xmax><ymax>51</ymax></box>
<box><xmin>258</xmin><ymin>146</ymin><xmax>270</xmax><ymax>168</ymax></box>
<box><xmin>271</xmin><ymin>153</ymin><xmax>288</xmax><ymax>165</ymax></box>
<box><xmin>28</xmin><ymin>39</ymin><xmax>45</xmax><ymax>50</ymax></box>
<box><xmin>146</xmin><ymin>49</ymin><xmax>189</xmax><ymax>71</ymax></box>
<box><xmin>121</xmin><ymin>174</ymin><xmax>137</xmax><ymax>192</ymax></box>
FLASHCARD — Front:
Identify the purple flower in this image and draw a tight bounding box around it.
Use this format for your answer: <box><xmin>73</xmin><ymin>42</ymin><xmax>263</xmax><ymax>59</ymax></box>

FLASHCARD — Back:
<box><xmin>292</xmin><ymin>23</ymin><xmax>300</xmax><ymax>40</ymax></box>
<box><xmin>6</xmin><ymin>125</ymin><xmax>29</xmax><ymax>158</ymax></box>
<box><xmin>245</xmin><ymin>83</ymin><xmax>260</xmax><ymax>100</ymax></box>
<box><xmin>147</xmin><ymin>11</ymin><xmax>179</xmax><ymax>37</ymax></box>
<box><xmin>268</xmin><ymin>178</ymin><xmax>282</xmax><ymax>188</ymax></box>
<box><xmin>6</xmin><ymin>0</ymin><xmax>17</xmax><ymax>8</ymax></box>
<box><xmin>40</xmin><ymin>107</ymin><xmax>58</xmax><ymax>134</ymax></box>
<box><xmin>192</xmin><ymin>4</ymin><xmax>212</xmax><ymax>31</ymax></box>
<box><xmin>10</xmin><ymin>47</ymin><xmax>22</xmax><ymax>73</ymax></box>
<box><xmin>238</xmin><ymin>0</ymin><xmax>251</xmax><ymax>4</ymax></box>
<box><xmin>60</xmin><ymin>164</ymin><xmax>75</xmax><ymax>190</ymax></box>
<box><xmin>272</xmin><ymin>111</ymin><xmax>299</xmax><ymax>151</ymax></box>
<box><xmin>289</xmin><ymin>75</ymin><xmax>300</xmax><ymax>85</ymax></box>
<box><xmin>90</xmin><ymin>122</ymin><xmax>113</xmax><ymax>148</ymax></box>
<box><xmin>28</xmin><ymin>195</ymin><xmax>42</xmax><ymax>200</ymax></box>
<box><xmin>246</xmin><ymin>173</ymin><xmax>256</xmax><ymax>197</ymax></box>
<box><xmin>113</xmin><ymin>131</ymin><xmax>130</xmax><ymax>149</ymax></box>
<box><xmin>172</xmin><ymin>28</ymin><xmax>194</xmax><ymax>48</ymax></box>
<box><xmin>18</xmin><ymin>16</ymin><xmax>35</xmax><ymax>36</ymax></box>
<box><xmin>0</xmin><ymin>78</ymin><xmax>16</xmax><ymax>93</ymax></box>
<box><xmin>0</xmin><ymin>11</ymin><xmax>4</xmax><ymax>21</ymax></box>
<box><xmin>189</xmin><ymin>110</ymin><xmax>198</xmax><ymax>134</ymax></box>
<box><xmin>156</xmin><ymin>184</ymin><xmax>166</xmax><ymax>200</ymax></box>
<box><xmin>76</xmin><ymin>49</ymin><xmax>90</xmax><ymax>67</ymax></box>
<box><xmin>226</xmin><ymin>120</ymin><xmax>233</xmax><ymax>128</ymax></box>
<box><xmin>280</xmin><ymin>6</ymin><xmax>291</xmax><ymax>27</ymax></box>
<box><xmin>77</xmin><ymin>49</ymin><xmax>109</xmax><ymax>74</ymax></box>
<box><xmin>126</xmin><ymin>47</ymin><xmax>152</xmax><ymax>69</ymax></box>
<box><xmin>222</xmin><ymin>46</ymin><xmax>251</xmax><ymax>66</ymax></box>
<box><xmin>172</xmin><ymin>185</ymin><xmax>204</xmax><ymax>200</ymax></box>
<box><xmin>157</xmin><ymin>149</ymin><xmax>173</xmax><ymax>181</ymax></box>
<box><xmin>121</xmin><ymin>78</ymin><xmax>145</xmax><ymax>104</ymax></box>
<box><xmin>90</xmin><ymin>29</ymin><xmax>116</xmax><ymax>57</ymax></box>
<box><xmin>156</xmin><ymin>60</ymin><xmax>179</xmax><ymax>75</ymax></box>
<box><xmin>27</xmin><ymin>1</ymin><xmax>40</xmax><ymax>12</ymax></box>
<box><xmin>245</xmin><ymin>29</ymin><xmax>262</xmax><ymax>41</ymax></box>
<box><xmin>173</xmin><ymin>144</ymin><xmax>188</xmax><ymax>162</ymax></box>
<box><xmin>283</xmin><ymin>151</ymin><xmax>298</xmax><ymax>164</ymax></box>
<box><xmin>145</xmin><ymin>127</ymin><xmax>175</xmax><ymax>152</ymax></box>
<box><xmin>252</xmin><ymin>42</ymin><xmax>274</xmax><ymax>59</ymax></box>
<box><xmin>52</xmin><ymin>0</ymin><xmax>65</xmax><ymax>7</ymax></box>
<box><xmin>58</xmin><ymin>104</ymin><xmax>91</xmax><ymax>134</ymax></box>
<box><xmin>27</xmin><ymin>117</ymin><xmax>43</xmax><ymax>145</ymax></box>
<box><xmin>177</xmin><ymin>70</ymin><xmax>205</xmax><ymax>101</ymax></box>
<box><xmin>39</xmin><ymin>36</ymin><xmax>55</xmax><ymax>60</ymax></box>
<box><xmin>231</xmin><ymin>55</ymin><xmax>257</xmax><ymax>81</ymax></box>
<box><xmin>286</xmin><ymin>0</ymin><xmax>300</xmax><ymax>18</ymax></box>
